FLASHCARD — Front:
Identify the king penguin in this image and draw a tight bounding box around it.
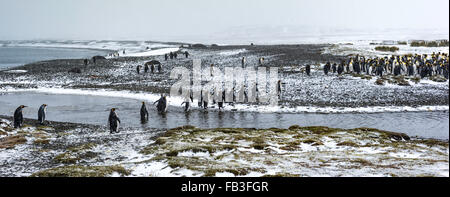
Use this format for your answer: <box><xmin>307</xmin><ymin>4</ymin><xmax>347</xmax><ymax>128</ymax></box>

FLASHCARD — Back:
<box><xmin>108</xmin><ymin>108</ymin><xmax>121</xmax><ymax>134</ymax></box>
<box><xmin>38</xmin><ymin>104</ymin><xmax>47</xmax><ymax>125</ymax></box>
<box><xmin>140</xmin><ymin>102</ymin><xmax>149</xmax><ymax>123</ymax></box>
<box><xmin>13</xmin><ymin>105</ymin><xmax>27</xmax><ymax>128</ymax></box>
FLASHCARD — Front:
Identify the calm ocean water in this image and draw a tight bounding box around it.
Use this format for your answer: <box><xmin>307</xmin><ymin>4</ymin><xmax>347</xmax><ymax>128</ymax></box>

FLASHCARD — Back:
<box><xmin>0</xmin><ymin>46</ymin><xmax>108</xmax><ymax>70</ymax></box>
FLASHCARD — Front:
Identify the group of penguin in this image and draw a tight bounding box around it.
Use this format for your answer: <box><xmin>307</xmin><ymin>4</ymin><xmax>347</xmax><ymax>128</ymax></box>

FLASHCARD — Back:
<box><xmin>11</xmin><ymin>96</ymin><xmax>168</xmax><ymax>134</ymax></box>
<box><xmin>320</xmin><ymin>52</ymin><xmax>449</xmax><ymax>78</ymax></box>
<box><xmin>12</xmin><ymin>104</ymin><xmax>47</xmax><ymax>129</ymax></box>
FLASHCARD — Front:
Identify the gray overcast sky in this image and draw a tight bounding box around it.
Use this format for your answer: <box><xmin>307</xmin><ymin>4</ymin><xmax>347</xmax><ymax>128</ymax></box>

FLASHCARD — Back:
<box><xmin>0</xmin><ymin>0</ymin><xmax>448</xmax><ymax>40</ymax></box>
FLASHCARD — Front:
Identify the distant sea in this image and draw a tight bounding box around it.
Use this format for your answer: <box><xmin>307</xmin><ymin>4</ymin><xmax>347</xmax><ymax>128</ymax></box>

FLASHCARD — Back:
<box><xmin>0</xmin><ymin>46</ymin><xmax>108</xmax><ymax>70</ymax></box>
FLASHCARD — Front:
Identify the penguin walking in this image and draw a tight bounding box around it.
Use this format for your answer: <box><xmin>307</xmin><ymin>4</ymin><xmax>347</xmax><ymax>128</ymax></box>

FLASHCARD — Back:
<box><xmin>332</xmin><ymin>63</ymin><xmax>337</xmax><ymax>73</ymax></box>
<box><xmin>181</xmin><ymin>101</ymin><xmax>191</xmax><ymax>112</ymax></box>
<box><xmin>198</xmin><ymin>90</ymin><xmax>203</xmax><ymax>108</ymax></box>
<box><xmin>140</xmin><ymin>102</ymin><xmax>149</xmax><ymax>123</ymax></box>
<box><xmin>324</xmin><ymin>62</ymin><xmax>330</xmax><ymax>75</ymax></box>
<box><xmin>137</xmin><ymin>65</ymin><xmax>141</xmax><ymax>74</ymax></box>
<box><xmin>277</xmin><ymin>80</ymin><xmax>282</xmax><ymax>99</ymax></box>
<box><xmin>154</xmin><ymin>95</ymin><xmax>168</xmax><ymax>114</ymax></box>
<box><xmin>259</xmin><ymin>57</ymin><xmax>264</xmax><ymax>66</ymax></box>
<box><xmin>181</xmin><ymin>92</ymin><xmax>193</xmax><ymax>112</ymax></box>
<box><xmin>108</xmin><ymin>108</ymin><xmax>121</xmax><ymax>134</ymax></box>
<box><xmin>305</xmin><ymin>65</ymin><xmax>311</xmax><ymax>76</ymax></box>
<box><xmin>13</xmin><ymin>105</ymin><xmax>27</xmax><ymax>128</ymax></box>
<box><xmin>38</xmin><ymin>104</ymin><xmax>47</xmax><ymax>125</ymax></box>
<box><xmin>337</xmin><ymin>61</ymin><xmax>344</xmax><ymax>75</ymax></box>
<box><xmin>217</xmin><ymin>90</ymin><xmax>225</xmax><ymax>110</ymax></box>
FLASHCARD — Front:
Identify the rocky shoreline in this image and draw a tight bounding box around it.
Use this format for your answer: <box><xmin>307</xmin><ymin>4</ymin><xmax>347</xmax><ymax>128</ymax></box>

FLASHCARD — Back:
<box><xmin>0</xmin><ymin>44</ymin><xmax>448</xmax><ymax>108</ymax></box>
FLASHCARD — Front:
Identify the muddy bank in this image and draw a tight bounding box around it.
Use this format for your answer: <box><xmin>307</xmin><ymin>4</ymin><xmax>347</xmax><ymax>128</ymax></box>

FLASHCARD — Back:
<box><xmin>1</xmin><ymin>117</ymin><xmax>448</xmax><ymax>177</ymax></box>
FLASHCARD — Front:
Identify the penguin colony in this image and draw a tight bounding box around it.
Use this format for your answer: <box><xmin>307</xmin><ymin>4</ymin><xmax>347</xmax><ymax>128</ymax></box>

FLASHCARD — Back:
<box><xmin>320</xmin><ymin>53</ymin><xmax>449</xmax><ymax>78</ymax></box>
<box><xmin>11</xmin><ymin>51</ymin><xmax>448</xmax><ymax>133</ymax></box>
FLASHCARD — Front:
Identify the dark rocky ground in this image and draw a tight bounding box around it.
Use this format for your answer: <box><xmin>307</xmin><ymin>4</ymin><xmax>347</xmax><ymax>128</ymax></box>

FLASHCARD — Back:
<box><xmin>0</xmin><ymin>44</ymin><xmax>448</xmax><ymax>108</ymax></box>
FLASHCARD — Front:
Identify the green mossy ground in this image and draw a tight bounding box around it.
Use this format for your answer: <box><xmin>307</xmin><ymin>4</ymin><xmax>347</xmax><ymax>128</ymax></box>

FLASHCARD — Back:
<box><xmin>31</xmin><ymin>165</ymin><xmax>130</xmax><ymax>177</ymax></box>
<box><xmin>137</xmin><ymin>125</ymin><xmax>447</xmax><ymax>177</ymax></box>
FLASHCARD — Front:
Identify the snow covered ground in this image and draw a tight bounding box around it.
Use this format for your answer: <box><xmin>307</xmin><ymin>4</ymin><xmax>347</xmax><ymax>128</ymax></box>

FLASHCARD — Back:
<box><xmin>323</xmin><ymin>40</ymin><xmax>449</xmax><ymax>57</ymax></box>
<box><xmin>120</xmin><ymin>47</ymin><xmax>180</xmax><ymax>57</ymax></box>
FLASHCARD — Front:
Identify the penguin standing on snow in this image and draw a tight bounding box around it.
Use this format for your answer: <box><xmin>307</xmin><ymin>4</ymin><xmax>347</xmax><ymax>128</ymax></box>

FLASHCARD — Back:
<box><xmin>38</xmin><ymin>104</ymin><xmax>47</xmax><ymax>125</ymax></box>
<box><xmin>140</xmin><ymin>102</ymin><xmax>149</xmax><ymax>123</ymax></box>
<box><xmin>259</xmin><ymin>57</ymin><xmax>264</xmax><ymax>66</ymax></box>
<box><xmin>324</xmin><ymin>62</ymin><xmax>330</xmax><ymax>75</ymax></box>
<box><xmin>136</xmin><ymin>65</ymin><xmax>141</xmax><ymax>74</ymax></box>
<box><xmin>108</xmin><ymin>108</ymin><xmax>121</xmax><ymax>134</ymax></box>
<box><xmin>13</xmin><ymin>105</ymin><xmax>27</xmax><ymax>128</ymax></box>
<box><xmin>305</xmin><ymin>64</ymin><xmax>311</xmax><ymax>76</ymax></box>
<box><xmin>337</xmin><ymin>61</ymin><xmax>344</xmax><ymax>75</ymax></box>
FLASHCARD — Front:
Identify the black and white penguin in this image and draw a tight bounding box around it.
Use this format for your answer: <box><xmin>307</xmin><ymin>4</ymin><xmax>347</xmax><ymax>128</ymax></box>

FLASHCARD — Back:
<box><xmin>324</xmin><ymin>62</ymin><xmax>331</xmax><ymax>75</ymax></box>
<box><xmin>154</xmin><ymin>95</ymin><xmax>168</xmax><ymax>114</ymax></box>
<box><xmin>108</xmin><ymin>108</ymin><xmax>121</xmax><ymax>134</ymax></box>
<box><xmin>181</xmin><ymin>101</ymin><xmax>191</xmax><ymax>112</ymax></box>
<box><xmin>140</xmin><ymin>102</ymin><xmax>149</xmax><ymax>123</ymax></box>
<box><xmin>38</xmin><ymin>104</ymin><xmax>47</xmax><ymax>125</ymax></box>
<box><xmin>305</xmin><ymin>65</ymin><xmax>311</xmax><ymax>76</ymax></box>
<box><xmin>259</xmin><ymin>57</ymin><xmax>264</xmax><ymax>66</ymax></box>
<box><xmin>217</xmin><ymin>90</ymin><xmax>225</xmax><ymax>110</ymax></box>
<box><xmin>337</xmin><ymin>61</ymin><xmax>344</xmax><ymax>75</ymax></box>
<box><xmin>277</xmin><ymin>80</ymin><xmax>282</xmax><ymax>98</ymax></box>
<box><xmin>13</xmin><ymin>105</ymin><xmax>27</xmax><ymax>128</ymax></box>
<box><xmin>198</xmin><ymin>90</ymin><xmax>203</xmax><ymax>108</ymax></box>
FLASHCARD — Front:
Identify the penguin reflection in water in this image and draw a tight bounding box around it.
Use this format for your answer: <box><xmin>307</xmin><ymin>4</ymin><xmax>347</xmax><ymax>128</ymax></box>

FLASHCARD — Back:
<box><xmin>108</xmin><ymin>108</ymin><xmax>121</xmax><ymax>134</ymax></box>
<box><xmin>140</xmin><ymin>102</ymin><xmax>149</xmax><ymax>123</ymax></box>
<box><xmin>13</xmin><ymin>105</ymin><xmax>27</xmax><ymax>128</ymax></box>
<box><xmin>38</xmin><ymin>104</ymin><xmax>48</xmax><ymax>125</ymax></box>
